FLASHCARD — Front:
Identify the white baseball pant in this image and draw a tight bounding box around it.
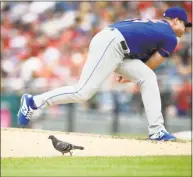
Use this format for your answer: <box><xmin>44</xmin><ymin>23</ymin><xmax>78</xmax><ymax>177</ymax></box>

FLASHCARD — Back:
<box><xmin>33</xmin><ymin>27</ymin><xmax>166</xmax><ymax>135</ymax></box>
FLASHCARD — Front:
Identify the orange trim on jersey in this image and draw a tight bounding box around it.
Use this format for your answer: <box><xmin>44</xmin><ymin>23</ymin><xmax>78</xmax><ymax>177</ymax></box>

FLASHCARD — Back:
<box><xmin>161</xmin><ymin>48</ymin><xmax>170</xmax><ymax>55</ymax></box>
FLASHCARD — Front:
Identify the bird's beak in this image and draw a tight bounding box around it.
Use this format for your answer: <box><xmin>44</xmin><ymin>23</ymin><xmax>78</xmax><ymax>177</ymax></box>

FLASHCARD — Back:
<box><xmin>48</xmin><ymin>137</ymin><xmax>50</xmax><ymax>139</ymax></box>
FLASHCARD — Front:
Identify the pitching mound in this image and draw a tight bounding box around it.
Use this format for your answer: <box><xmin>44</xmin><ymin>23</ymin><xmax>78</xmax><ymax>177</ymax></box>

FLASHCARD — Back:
<box><xmin>1</xmin><ymin>128</ymin><xmax>191</xmax><ymax>157</ymax></box>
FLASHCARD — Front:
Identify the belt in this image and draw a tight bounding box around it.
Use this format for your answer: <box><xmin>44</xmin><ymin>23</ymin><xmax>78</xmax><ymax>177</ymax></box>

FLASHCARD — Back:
<box><xmin>120</xmin><ymin>41</ymin><xmax>134</xmax><ymax>60</ymax></box>
<box><xmin>108</xmin><ymin>27</ymin><xmax>134</xmax><ymax>60</ymax></box>
<box><xmin>120</xmin><ymin>40</ymin><xmax>141</xmax><ymax>60</ymax></box>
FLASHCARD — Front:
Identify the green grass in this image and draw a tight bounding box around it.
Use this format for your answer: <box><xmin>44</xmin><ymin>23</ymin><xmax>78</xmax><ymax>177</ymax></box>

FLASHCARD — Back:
<box><xmin>1</xmin><ymin>156</ymin><xmax>191</xmax><ymax>176</ymax></box>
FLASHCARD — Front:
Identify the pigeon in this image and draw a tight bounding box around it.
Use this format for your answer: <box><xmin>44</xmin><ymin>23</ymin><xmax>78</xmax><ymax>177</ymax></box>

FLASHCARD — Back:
<box><xmin>48</xmin><ymin>135</ymin><xmax>84</xmax><ymax>156</ymax></box>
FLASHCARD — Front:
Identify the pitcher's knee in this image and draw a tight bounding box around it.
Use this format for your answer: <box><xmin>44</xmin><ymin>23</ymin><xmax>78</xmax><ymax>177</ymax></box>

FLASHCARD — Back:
<box><xmin>75</xmin><ymin>90</ymin><xmax>94</xmax><ymax>102</ymax></box>
<box><xmin>137</xmin><ymin>70</ymin><xmax>157</xmax><ymax>86</ymax></box>
<box><xmin>77</xmin><ymin>93</ymin><xmax>91</xmax><ymax>102</ymax></box>
<box><xmin>148</xmin><ymin>71</ymin><xmax>157</xmax><ymax>81</ymax></box>
<box><xmin>142</xmin><ymin>69</ymin><xmax>157</xmax><ymax>81</ymax></box>
<box><xmin>72</xmin><ymin>83</ymin><xmax>94</xmax><ymax>102</ymax></box>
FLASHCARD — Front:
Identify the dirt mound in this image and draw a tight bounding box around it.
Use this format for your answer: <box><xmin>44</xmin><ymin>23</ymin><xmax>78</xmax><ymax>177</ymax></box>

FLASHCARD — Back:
<box><xmin>1</xmin><ymin>128</ymin><xmax>191</xmax><ymax>157</ymax></box>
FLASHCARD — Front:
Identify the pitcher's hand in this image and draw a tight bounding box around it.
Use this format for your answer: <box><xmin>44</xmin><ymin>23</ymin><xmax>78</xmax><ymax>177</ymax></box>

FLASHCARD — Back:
<box><xmin>116</xmin><ymin>75</ymin><xmax>131</xmax><ymax>83</ymax></box>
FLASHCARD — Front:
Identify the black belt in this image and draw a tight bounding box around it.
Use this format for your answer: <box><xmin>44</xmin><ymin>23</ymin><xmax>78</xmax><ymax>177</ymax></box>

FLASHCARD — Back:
<box><xmin>120</xmin><ymin>41</ymin><xmax>142</xmax><ymax>59</ymax></box>
<box><xmin>120</xmin><ymin>40</ymin><xmax>136</xmax><ymax>60</ymax></box>
<box><xmin>120</xmin><ymin>41</ymin><xmax>132</xmax><ymax>59</ymax></box>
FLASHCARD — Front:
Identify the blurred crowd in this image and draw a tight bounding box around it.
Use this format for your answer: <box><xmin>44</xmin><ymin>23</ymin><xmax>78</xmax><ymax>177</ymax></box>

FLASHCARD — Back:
<box><xmin>1</xmin><ymin>1</ymin><xmax>192</xmax><ymax>118</ymax></box>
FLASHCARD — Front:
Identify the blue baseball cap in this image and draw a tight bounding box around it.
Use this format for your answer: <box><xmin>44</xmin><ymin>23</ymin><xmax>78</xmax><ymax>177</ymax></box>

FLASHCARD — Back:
<box><xmin>163</xmin><ymin>6</ymin><xmax>192</xmax><ymax>27</ymax></box>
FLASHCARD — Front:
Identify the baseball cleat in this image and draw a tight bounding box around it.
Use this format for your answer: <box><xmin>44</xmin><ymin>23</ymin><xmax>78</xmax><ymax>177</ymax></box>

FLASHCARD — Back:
<box><xmin>17</xmin><ymin>94</ymin><xmax>37</xmax><ymax>127</ymax></box>
<box><xmin>149</xmin><ymin>130</ymin><xmax>177</xmax><ymax>141</ymax></box>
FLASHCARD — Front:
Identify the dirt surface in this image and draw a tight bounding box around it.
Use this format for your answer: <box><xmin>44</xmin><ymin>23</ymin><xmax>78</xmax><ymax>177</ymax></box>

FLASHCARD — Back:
<box><xmin>1</xmin><ymin>128</ymin><xmax>191</xmax><ymax>157</ymax></box>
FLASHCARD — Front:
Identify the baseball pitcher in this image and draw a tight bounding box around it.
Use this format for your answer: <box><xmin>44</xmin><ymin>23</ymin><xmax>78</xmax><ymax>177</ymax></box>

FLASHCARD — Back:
<box><xmin>18</xmin><ymin>7</ymin><xmax>192</xmax><ymax>141</ymax></box>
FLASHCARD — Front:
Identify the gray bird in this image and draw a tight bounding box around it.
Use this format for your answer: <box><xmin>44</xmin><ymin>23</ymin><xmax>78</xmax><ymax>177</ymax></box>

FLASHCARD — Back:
<box><xmin>48</xmin><ymin>135</ymin><xmax>84</xmax><ymax>156</ymax></box>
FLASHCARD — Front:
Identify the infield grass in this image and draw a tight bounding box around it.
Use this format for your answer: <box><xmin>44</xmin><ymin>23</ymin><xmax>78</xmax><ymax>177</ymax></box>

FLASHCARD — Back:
<box><xmin>1</xmin><ymin>156</ymin><xmax>191</xmax><ymax>176</ymax></box>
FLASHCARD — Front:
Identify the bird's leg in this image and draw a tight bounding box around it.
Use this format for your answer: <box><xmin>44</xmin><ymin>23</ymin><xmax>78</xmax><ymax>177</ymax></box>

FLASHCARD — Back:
<box><xmin>69</xmin><ymin>151</ymin><xmax>72</xmax><ymax>156</ymax></box>
<box><xmin>62</xmin><ymin>152</ymin><xmax>65</xmax><ymax>156</ymax></box>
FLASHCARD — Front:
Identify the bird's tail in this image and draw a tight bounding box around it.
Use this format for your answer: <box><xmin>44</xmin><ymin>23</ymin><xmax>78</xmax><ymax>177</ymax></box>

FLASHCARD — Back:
<box><xmin>72</xmin><ymin>145</ymin><xmax>84</xmax><ymax>150</ymax></box>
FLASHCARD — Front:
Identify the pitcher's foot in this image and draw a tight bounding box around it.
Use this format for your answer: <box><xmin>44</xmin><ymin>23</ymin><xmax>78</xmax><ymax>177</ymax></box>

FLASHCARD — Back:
<box><xmin>149</xmin><ymin>130</ymin><xmax>177</xmax><ymax>141</ymax></box>
<box><xmin>17</xmin><ymin>94</ymin><xmax>37</xmax><ymax>127</ymax></box>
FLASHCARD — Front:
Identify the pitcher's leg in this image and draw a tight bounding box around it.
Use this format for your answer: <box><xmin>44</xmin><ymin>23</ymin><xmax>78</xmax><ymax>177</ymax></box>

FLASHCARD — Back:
<box><xmin>17</xmin><ymin>28</ymin><xmax>123</xmax><ymax>127</ymax></box>
<box><xmin>115</xmin><ymin>59</ymin><xmax>166</xmax><ymax>135</ymax></box>
<box><xmin>33</xmin><ymin>33</ymin><xmax>121</xmax><ymax>108</ymax></box>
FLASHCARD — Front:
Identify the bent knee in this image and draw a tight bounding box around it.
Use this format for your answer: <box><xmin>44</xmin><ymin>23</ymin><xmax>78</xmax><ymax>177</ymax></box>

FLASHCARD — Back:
<box><xmin>137</xmin><ymin>69</ymin><xmax>157</xmax><ymax>87</ymax></box>
<box><xmin>73</xmin><ymin>83</ymin><xmax>97</xmax><ymax>102</ymax></box>
<box><xmin>141</xmin><ymin>69</ymin><xmax>157</xmax><ymax>81</ymax></box>
<box><xmin>76</xmin><ymin>92</ymin><xmax>92</xmax><ymax>102</ymax></box>
<box><xmin>74</xmin><ymin>87</ymin><xmax>94</xmax><ymax>102</ymax></box>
